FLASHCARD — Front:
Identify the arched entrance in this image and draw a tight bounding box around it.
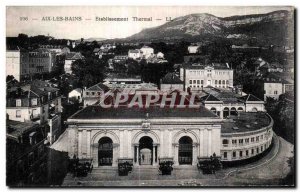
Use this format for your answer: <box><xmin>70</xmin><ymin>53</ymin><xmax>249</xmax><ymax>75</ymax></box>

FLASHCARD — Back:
<box><xmin>98</xmin><ymin>137</ymin><xmax>113</xmax><ymax>166</ymax></box>
<box><xmin>178</xmin><ymin>136</ymin><xmax>193</xmax><ymax>165</ymax></box>
<box><xmin>139</xmin><ymin>136</ymin><xmax>153</xmax><ymax>165</ymax></box>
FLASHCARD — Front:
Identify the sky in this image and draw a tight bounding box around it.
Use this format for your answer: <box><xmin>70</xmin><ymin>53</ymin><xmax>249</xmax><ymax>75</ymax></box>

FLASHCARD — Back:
<box><xmin>6</xmin><ymin>6</ymin><xmax>293</xmax><ymax>40</ymax></box>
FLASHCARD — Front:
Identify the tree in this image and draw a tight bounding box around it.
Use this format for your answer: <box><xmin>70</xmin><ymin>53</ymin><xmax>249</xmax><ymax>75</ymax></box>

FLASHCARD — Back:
<box><xmin>71</xmin><ymin>56</ymin><xmax>106</xmax><ymax>88</ymax></box>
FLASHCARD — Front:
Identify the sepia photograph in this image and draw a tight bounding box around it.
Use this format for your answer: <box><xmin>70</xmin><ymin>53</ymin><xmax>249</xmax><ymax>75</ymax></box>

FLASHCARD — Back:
<box><xmin>5</xmin><ymin>5</ymin><xmax>295</xmax><ymax>187</ymax></box>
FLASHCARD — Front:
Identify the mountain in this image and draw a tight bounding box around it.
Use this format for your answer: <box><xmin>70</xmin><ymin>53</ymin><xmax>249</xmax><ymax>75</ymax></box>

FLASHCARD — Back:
<box><xmin>126</xmin><ymin>10</ymin><xmax>294</xmax><ymax>45</ymax></box>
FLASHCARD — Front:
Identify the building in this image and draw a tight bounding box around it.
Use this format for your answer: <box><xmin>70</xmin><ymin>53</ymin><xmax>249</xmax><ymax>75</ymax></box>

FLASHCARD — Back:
<box><xmin>104</xmin><ymin>73</ymin><xmax>142</xmax><ymax>84</ymax></box>
<box><xmin>128</xmin><ymin>49</ymin><xmax>143</xmax><ymax>60</ymax></box>
<box><xmin>6</xmin><ymin>120</ymin><xmax>48</xmax><ymax>186</ymax></box>
<box><xmin>180</xmin><ymin>63</ymin><xmax>234</xmax><ymax>92</ymax></box>
<box><xmin>188</xmin><ymin>45</ymin><xmax>200</xmax><ymax>54</ymax></box>
<box><xmin>160</xmin><ymin>72</ymin><xmax>184</xmax><ymax>91</ymax></box>
<box><xmin>140</xmin><ymin>46</ymin><xmax>154</xmax><ymax>59</ymax></box>
<box><xmin>199</xmin><ymin>87</ymin><xmax>265</xmax><ymax>119</ymax></box>
<box><xmin>28</xmin><ymin>48</ymin><xmax>55</xmax><ymax>74</ymax></box>
<box><xmin>57</xmin><ymin>91</ymin><xmax>273</xmax><ymax>168</ymax></box>
<box><xmin>113</xmin><ymin>55</ymin><xmax>128</xmax><ymax>63</ymax></box>
<box><xmin>6</xmin><ymin>80</ymin><xmax>62</xmax><ymax>144</ymax></box>
<box><xmin>39</xmin><ymin>45</ymin><xmax>63</xmax><ymax>53</ymax></box>
<box><xmin>64</xmin><ymin>52</ymin><xmax>84</xmax><ymax>74</ymax></box>
<box><xmin>82</xmin><ymin>83</ymin><xmax>109</xmax><ymax>107</ymax></box>
<box><xmin>6</xmin><ymin>46</ymin><xmax>29</xmax><ymax>81</ymax></box>
<box><xmin>254</xmin><ymin>72</ymin><xmax>294</xmax><ymax>101</ymax></box>
<box><xmin>68</xmin><ymin>88</ymin><xmax>83</xmax><ymax>103</ymax></box>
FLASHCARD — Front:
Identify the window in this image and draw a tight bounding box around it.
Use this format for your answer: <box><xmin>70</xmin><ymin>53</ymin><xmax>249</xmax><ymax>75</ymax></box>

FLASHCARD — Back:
<box><xmin>223</xmin><ymin>152</ymin><xmax>227</xmax><ymax>159</ymax></box>
<box><xmin>260</xmin><ymin>135</ymin><xmax>263</xmax><ymax>140</ymax></box>
<box><xmin>16</xmin><ymin>110</ymin><xmax>21</xmax><ymax>118</ymax></box>
<box><xmin>256</xmin><ymin>136</ymin><xmax>259</xmax><ymax>142</ymax></box>
<box><xmin>245</xmin><ymin>138</ymin><xmax>249</xmax><ymax>144</ymax></box>
<box><xmin>261</xmin><ymin>146</ymin><xmax>263</xmax><ymax>151</ymax></box>
<box><xmin>97</xmin><ymin>92</ymin><xmax>101</xmax><ymax>96</ymax></box>
<box><xmin>232</xmin><ymin>151</ymin><xmax>236</xmax><ymax>158</ymax></box>
<box><xmin>222</xmin><ymin>139</ymin><xmax>229</xmax><ymax>145</ymax></box>
<box><xmin>232</xmin><ymin>139</ymin><xmax>237</xmax><ymax>145</ymax></box>
<box><xmin>16</xmin><ymin>99</ymin><xmax>22</xmax><ymax>107</ymax></box>
<box><xmin>193</xmin><ymin>80</ymin><xmax>196</xmax><ymax>84</ymax></box>
<box><xmin>215</xmin><ymin>80</ymin><xmax>218</xmax><ymax>85</ymax></box>
<box><xmin>251</xmin><ymin>137</ymin><xmax>255</xmax><ymax>142</ymax></box>
<box><xmin>31</xmin><ymin>98</ymin><xmax>37</xmax><ymax>106</ymax></box>
<box><xmin>256</xmin><ymin>147</ymin><xmax>259</xmax><ymax>153</ymax></box>
<box><xmin>197</xmin><ymin>80</ymin><xmax>200</xmax><ymax>84</ymax></box>
<box><xmin>239</xmin><ymin>151</ymin><xmax>243</xmax><ymax>157</ymax></box>
<box><xmin>238</xmin><ymin>139</ymin><xmax>243</xmax><ymax>145</ymax></box>
<box><xmin>251</xmin><ymin>149</ymin><xmax>254</xmax><ymax>155</ymax></box>
<box><xmin>274</xmin><ymin>91</ymin><xmax>278</xmax><ymax>94</ymax></box>
<box><xmin>246</xmin><ymin>150</ymin><xmax>249</xmax><ymax>156</ymax></box>
<box><xmin>201</xmin><ymin>80</ymin><xmax>204</xmax><ymax>84</ymax></box>
<box><xmin>189</xmin><ymin>80</ymin><xmax>192</xmax><ymax>84</ymax></box>
<box><xmin>92</xmin><ymin>92</ymin><xmax>95</xmax><ymax>96</ymax></box>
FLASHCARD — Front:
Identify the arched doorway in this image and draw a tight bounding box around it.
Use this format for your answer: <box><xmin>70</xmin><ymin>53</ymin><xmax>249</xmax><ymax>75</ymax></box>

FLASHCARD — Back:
<box><xmin>178</xmin><ymin>136</ymin><xmax>193</xmax><ymax>165</ymax></box>
<box><xmin>139</xmin><ymin>136</ymin><xmax>153</xmax><ymax>165</ymax></box>
<box><xmin>98</xmin><ymin>137</ymin><xmax>113</xmax><ymax>166</ymax></box>
<box><xmin>252</xmin><ymin>107</ymin><xmax>258</xmax><ymax>112</ymax></box>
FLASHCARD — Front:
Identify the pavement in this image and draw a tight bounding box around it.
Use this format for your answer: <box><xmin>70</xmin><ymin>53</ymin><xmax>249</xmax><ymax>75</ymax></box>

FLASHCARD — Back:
<box><xmin>61</xmin><ymin>135</ymin><xmax>294</xmax><ymax>187</ymax></box>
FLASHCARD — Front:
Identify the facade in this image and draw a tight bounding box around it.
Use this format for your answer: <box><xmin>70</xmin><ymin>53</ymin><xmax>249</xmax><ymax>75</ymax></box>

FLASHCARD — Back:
<box><xmin>64</xmin><ymin>52</ymin><xmax>84</xmax><ymax>74</ymax></box>
<box><xmin>180</xmin><ymin>63</ymin><xmax>234</xmax><ymax>92</ymax></box>
<box><xmin>188</xmin><ymin>45</ymin><xmax>200</xmax><ymax>54</ymax></box>
<box><xmin>6</xmin><ymin>80</ymin><xmax>62</xmax><ymax>144</ymax></box>
<box><xmin>128</xmin><ymin>49</ymin><xmax>143</xmax><ymax>60</ymax></box>
<box><xmin>140</xmin><ymin>46</ymin><xmax>154</xmax><ymax>59</ymax></box>
<box><xmin>68</xmin><ymin>88</ymin><xmax>83</xmax><ymax>103</ymax></box>
<box><xmin>82</xmin><ymin>83</ymin><xmax>109</xmax><ymax>107</ymax></box>
<box><xmin>62</xmin><ymin>91</ymin><xmax>273</xmax><ymax>168</ymax></box>
<box><xmin>6</xmin><ymin>47</ymin><xmax>29</xmax><ymax>81</ymax></box>
<box><xmin>28</xmin><ymin>48</ymin><xmax>55</xmax><ymax>74</ymax></box>
<box><xmin>6</xmin><ymin>120</ymin><xmax>48</xmax><ymax>186</ymax></box>
<box><xmin>200</xmin><ymin>88</ymin><xmax>265</xmax><ymax>119</ymax></box>
<box><xmin>254</xmin><ymin>73</ymin><xmax>294</xmax><ymax>101</ymax></box>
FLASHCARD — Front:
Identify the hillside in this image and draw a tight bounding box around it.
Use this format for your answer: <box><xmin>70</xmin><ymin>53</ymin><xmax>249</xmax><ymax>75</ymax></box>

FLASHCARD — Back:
<box><xmin>126</xmin><ymin>10</ymin><xmax>294</xmax><ymax>46</ymax></box>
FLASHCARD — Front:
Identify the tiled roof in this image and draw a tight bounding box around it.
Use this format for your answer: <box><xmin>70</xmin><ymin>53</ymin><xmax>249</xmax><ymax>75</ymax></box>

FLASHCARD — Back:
<box><xmin>69</xmin><ymin>105</ymin><xmax>218</xmax><ymax>120</ymax></box>
<box><xmin>161</xmin><ymin>73</ymin><xmax>183</xmax><ymax>84</ymax></box>
<box><xmin>66</xmin><ymin>52</ymin><xmax>83</xmax><ymax>60</ymax></box>
<box><xmin>86</xmin><ymin>83</ymin><xmax>109</xmax><ymax>92</ymax></box>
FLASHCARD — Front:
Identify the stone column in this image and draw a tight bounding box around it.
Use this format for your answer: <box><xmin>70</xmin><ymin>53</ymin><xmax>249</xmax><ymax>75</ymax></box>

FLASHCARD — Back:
<box><xmin>153</xmin><ymin>144</ymin><xmax>158</xmax><ymax>166</ymax></box>
<box><xmin>119</xmin><ymin>130</ymin><xmax>124</xmax><ymax>158</ymax></box>
<box><xmin>135</xmin><ymin>145</ymin><xmax>139</xmax><ymax>166</ymax></box>
<box><xmin>208</xmin><ymin>128</ymin><xmax>212</xmax><ymax>156</ymax></box>
<box><xmin>192</xmin><ymin>143</ymin><xmax>198</xmax><ymax>165</ymax></box>
<box><xmin>174</xmin><ymin>144</ymin><xmax>179</xmax><ymax>166</ymax></box>
<box><xmin>86</xmin><ymin>130</ymin><xmax>91</xmax><ymax>159</ymax></box>
<box><xmin>78</xmin><ymin>130</ymin><xmax>82</xmax><ymax>158</ymax></box>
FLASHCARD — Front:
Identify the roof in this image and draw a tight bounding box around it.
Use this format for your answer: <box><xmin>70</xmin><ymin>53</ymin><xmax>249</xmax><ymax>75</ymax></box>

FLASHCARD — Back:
<box><xmin>221</xmin><ymin>112</ymin><xmax>271</xmax><ymax>134</ymax></box>
<box><xmin>129</xmin><ymin>49</ymin><xmax>142</xmax><ymax>53</ymax></box>
<box><xmin>66</xmin><ymin>52</ymin><xmax>84</xmax><ymax>60</ymax></box>
<box><xmin>182</xmin><ymin>63</ymin><xmax>231</xmax><ymax>70</ymax></box>
<box><xmin>263</xmin><ymin>73</ymin><xmax>294</xmax><ymax>84</ymax></box>
<box><xmin>86</xmin><ymin>83</ymin><xmax>109</xmax><ymax>92</ymax></box>
<box><xmin>93</xmin><ymin>48</ymin><xmax>101</xmax><ymax>53</ymax></box>
<box><xmin>141</xmin><ymin>45</ymin><xmax>153</xmax><ymax>49</ymax></box>
<box><xmin>69</xmin><ymin>105</ymin><xmax>218</xmax><ymax>120</ymax></box>
<box><xmin>238</xmin><ymin>94</ymin><xmax>263</xmax><ymax>102</ymax></box>
<box><xmin>161</xmin><ymin>73</ymin><xmax>183</xmax><ymax>84</ymax></box>
<box><xmin>6</xmin><ymin>120</ymin><xmax>38</xmax><ymax>140</ymax></box>
<box><xmin>201</xmin><ymin>94</ymin><xmax>221</xmax><ymax>102</ymax></box>
<box><xmin>69</xmin><ymin>88</ymin><xmax>82</xmax><ymax>94</ymax></box>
